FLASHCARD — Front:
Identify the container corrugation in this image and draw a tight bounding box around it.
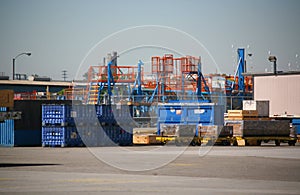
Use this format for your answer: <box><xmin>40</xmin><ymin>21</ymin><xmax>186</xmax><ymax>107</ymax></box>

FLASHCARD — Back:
<box><xmin>0</xmin><ymin>107</ymin><xmax>7</xmax><ymax>112</ymax></box>
<box><xmin>0</xmin><ymin>119</ymin><xmax>14</xmax><ymax>147</ymax></box>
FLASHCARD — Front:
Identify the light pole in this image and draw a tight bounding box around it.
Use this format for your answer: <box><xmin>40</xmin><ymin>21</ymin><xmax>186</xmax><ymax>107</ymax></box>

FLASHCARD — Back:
<box><xmin>13</xmin><ymin>52</ymin><xmax>31</xmax><ymax>80</ymax></box>
<box><xmin>268</xmin><ymin>55</ymin><xmax>277</xmax><ymax>75</ymax></box>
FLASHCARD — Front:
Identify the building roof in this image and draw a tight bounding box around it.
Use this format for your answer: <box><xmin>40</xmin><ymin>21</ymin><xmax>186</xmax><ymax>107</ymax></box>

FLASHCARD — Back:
<box><xmin>243</xmin><ymin>71</ymin><xmax>300</xmax><ymax>77</ymax></box>
<box><xmin>0</xmin><ymin>80</ymin><xmax>73</xmax><ymax>87</ymax></box>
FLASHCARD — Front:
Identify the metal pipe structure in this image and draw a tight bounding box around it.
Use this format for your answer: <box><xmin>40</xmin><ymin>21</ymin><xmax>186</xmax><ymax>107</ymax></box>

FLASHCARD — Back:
<box><xmin>13</xmin><ymin>52</ymin><xmax>31</xmax><ymax>80</ymax></box>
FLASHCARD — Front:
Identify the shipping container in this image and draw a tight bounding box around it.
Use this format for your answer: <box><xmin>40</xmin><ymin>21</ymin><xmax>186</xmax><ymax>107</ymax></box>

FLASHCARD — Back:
<box><xmin>0</xmin><ymin>107</ymin><xmax>7</xmax><ymax>112</ymax></box>
<box><xmin>0</xmin><ymin>119</ymin><xmax>14</xmax><ymax>147</ymax></box>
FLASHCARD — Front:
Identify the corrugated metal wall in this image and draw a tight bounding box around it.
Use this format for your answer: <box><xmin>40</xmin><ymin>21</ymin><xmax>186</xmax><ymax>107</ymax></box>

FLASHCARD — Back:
<box><xmin>254</xmin><ymin>74</ymin><xmax>300</xmax><ymax>117</ymax></box>
<box><xmin>0</xmin><ymin>119</ymin><xmax>14</xmax><ymax>147</ymax></box>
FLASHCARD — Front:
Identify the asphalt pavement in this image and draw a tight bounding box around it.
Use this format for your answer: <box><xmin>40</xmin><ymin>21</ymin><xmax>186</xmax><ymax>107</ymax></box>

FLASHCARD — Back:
<box><xmin>0</xmin><ymin>145</ymin><xmax>300</xmax><ymax>194</ymax></box>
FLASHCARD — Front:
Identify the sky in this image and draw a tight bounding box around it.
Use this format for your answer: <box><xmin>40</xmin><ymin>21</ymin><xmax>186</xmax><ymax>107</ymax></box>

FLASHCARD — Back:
<box><xmin>0</xmin><ymin>0</ymin><xmax>299</xmax><ymax>80</ymax></box>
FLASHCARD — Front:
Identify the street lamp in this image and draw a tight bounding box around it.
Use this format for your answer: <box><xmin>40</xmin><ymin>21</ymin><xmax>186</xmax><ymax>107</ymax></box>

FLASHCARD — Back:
<box><xmin>13</xmin><ymin>52</ymin><xmax>31</xmax><ymax>80</ymax></box>
<box><xmin>268</xmin><ymin>55</ymin><xmax>277</xmax><ymax>75</ymax></box>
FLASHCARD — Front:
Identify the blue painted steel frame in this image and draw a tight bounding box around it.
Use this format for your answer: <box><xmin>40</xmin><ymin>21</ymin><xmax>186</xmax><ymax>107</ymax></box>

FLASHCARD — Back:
<box><xmin>237</xmin><ymin>48</ymin><xmax>245</xmax><ymax>94</ymax></box>
<box><xmin>196</xmin><ymin>58</ymin><xmax>210</xmax><ymax>100</ymax></box>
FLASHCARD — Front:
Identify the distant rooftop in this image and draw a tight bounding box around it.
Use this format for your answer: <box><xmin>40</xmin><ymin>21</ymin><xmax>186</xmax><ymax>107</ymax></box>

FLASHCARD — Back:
<box><xmin>243</xmin><ymin>71</ymin><xmax>300</xmax><ymax>77</ymax></box>
<box><xmin>0</xmin><ymin>79</ymin><xmax>73</xmax><ymax>87</ymax></box>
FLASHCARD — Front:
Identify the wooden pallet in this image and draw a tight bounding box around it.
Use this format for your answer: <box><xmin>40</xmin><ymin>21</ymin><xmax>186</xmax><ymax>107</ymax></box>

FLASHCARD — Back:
<box><xmin>225</xmin><ymin>117</ymin><xmax>271</xmax><ymax>121</ymax></box>
<box><xmin>226</xmin><ymin>110</ymin><xmax>260</xmax><ymax>120</ymax></box>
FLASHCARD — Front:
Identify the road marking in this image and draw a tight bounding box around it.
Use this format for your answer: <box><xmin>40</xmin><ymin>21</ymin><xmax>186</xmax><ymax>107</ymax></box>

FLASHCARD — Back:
<box><xmin>171</xmin><ymin>163</ymin><xmax>194</xmax><ymax>166</ymax></box>
<box><xmin>0</xmin><ymin>178</ymin><xmax>14</xmax><ymax>181</ymax></box>
<box><xmin>61</xmin><ymin>178</ymin><xmax>155</xmax><ymax>184</ymax></box>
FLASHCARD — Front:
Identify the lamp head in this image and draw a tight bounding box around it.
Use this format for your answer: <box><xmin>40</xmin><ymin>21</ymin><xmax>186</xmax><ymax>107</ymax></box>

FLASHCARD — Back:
<box><xmin>268</xmin><ymin>55</ymin><xmax>277</xmax><ymax>62</ymax></box>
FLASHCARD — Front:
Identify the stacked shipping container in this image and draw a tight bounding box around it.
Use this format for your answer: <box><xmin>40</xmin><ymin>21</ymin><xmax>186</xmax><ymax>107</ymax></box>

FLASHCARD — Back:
<box><xmin>42</xmin><ymin>104</ymin><xmax>83</xmax><ymax>147</ymax></box>
<box><xmin>0</xmin><ymin>107</ymin><xmax>14</xmax><ymax>147</ymax></box>
<box><xmin>41</xmin><ymin>104</ymin><xmax>135</xmax><ymax>147</ymax></box>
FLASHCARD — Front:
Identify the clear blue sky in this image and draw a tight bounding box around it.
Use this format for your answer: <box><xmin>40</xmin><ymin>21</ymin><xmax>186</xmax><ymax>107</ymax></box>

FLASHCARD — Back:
<box><xmin>0</xmin><ymin>0</ymin><xmax>299</xmax><ymax>80</ymax></box>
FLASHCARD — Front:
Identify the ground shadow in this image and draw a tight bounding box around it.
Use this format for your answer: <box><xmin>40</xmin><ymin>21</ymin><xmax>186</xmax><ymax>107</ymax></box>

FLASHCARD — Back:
<box><xmin>0</xmin><ymin>163</ymin><xmax>61</xmax><ymax>168</ymax></box>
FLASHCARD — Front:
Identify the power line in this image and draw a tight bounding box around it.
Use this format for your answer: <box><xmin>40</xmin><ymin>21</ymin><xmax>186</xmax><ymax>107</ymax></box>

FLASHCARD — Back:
<box><xmin>62</xmin><ymin>70</ymin><xmax>67</xmax><ymax>81</ymax></box>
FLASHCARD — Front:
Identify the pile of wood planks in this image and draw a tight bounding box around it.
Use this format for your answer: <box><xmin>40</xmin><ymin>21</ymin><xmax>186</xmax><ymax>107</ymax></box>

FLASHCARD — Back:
<box><xmin>226</xmin><ymin>110</ymin><xmax>259</xmax><ymax>120</ymax></box>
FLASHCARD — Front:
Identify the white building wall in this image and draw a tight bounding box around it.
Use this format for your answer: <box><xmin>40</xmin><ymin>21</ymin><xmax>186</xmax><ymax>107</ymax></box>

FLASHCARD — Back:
<box><xmin>254</xmin><ymin>74</ymin><xmax>300</xmax><ymax>117</ymax></box>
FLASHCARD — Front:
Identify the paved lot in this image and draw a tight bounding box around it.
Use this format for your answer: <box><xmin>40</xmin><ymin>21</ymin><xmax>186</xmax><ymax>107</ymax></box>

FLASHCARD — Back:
<box><xmin>0</xmin><ymin>145</ymin><xmax>300</xmax><ymax>194</ymax></box>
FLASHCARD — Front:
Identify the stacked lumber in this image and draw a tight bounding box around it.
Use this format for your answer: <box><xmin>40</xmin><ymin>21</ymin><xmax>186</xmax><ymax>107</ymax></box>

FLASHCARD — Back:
<box><xmin>226</xmin><ymin>110</ymin><xmax>258</xmax><ymax>120</ymax></box>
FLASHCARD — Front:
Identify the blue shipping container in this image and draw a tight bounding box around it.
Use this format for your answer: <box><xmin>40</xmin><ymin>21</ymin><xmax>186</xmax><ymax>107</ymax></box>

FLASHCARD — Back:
<box><xmin>0</xmin><ymin>119</ymin><xmax>14</xmax><ymax>147</ymax></box>
<box><xmin>0</xmin><ymin>107</ymin><xmax>7</xmax><ymax>112</ymax></box>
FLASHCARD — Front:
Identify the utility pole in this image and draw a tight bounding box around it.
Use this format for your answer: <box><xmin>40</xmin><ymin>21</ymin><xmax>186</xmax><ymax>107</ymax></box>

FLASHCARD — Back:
<box><xmin>62</xmin><ymin>70</ymin><xmax>67</xmax><ymax>81</ymax></box>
